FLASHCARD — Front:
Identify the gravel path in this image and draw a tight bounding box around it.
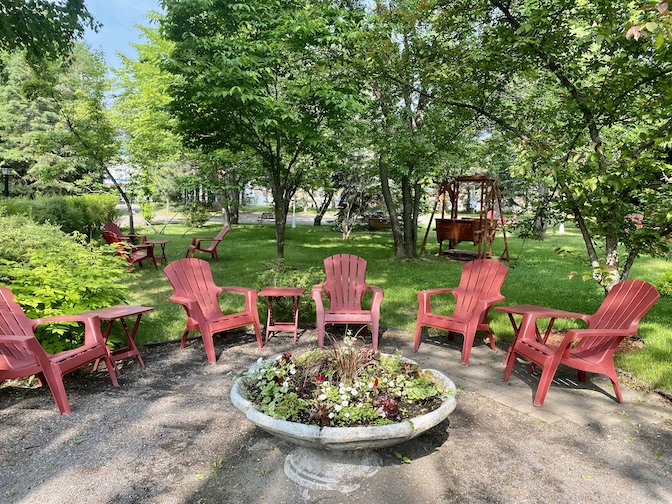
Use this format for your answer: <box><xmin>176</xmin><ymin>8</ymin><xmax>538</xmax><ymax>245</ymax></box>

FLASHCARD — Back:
<box><xmin>1</xmin><ymin>328</ymin><xmax>671</xmax><ymax>503</ymax></box>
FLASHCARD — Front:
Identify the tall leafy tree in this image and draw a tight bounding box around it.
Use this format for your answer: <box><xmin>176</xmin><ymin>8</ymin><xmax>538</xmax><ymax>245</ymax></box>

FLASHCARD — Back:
<box><xmin>0</xmin><ymin>0</ymin><xmax>97</xmax><ymax>67</ymax></box>
<box><xmin>359</xmin><ymin>0</ymin><xmax>478</xmax><ymax>258</ymax></box>
<box><xmin>113</xmin><ymin>20</ymin><xmax>189</xmax><ymax>218</ymax></box>
<box><xmin>430</xmin><ymin>0</ymin><xmax>672</xmax><ymax>291</ymax></box>
<box><xmin>161</xmin><ymin>0</ymin><xmax>365</xmax><ymax>258</ymax></box>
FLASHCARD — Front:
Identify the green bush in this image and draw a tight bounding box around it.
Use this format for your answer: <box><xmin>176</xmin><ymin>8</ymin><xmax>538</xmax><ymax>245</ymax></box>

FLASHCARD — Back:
<box><xmin>0</xmin><ymin>194</ymin><xmax>118</xmax><ymax>238</ymax></box>
<box><xmin>183</xmin><ymin>202</ymin><xmax>210</xmax><ymax>228</ymax></box>
<box><xmin>0</xmin><ymin>215</ymin><xmax>128</xmax><ymax>353</ymax></box>
<box><xmin>140</xmin><ymin>201</ymin><xmax>156</xmax><ymax>223</ymax></box>
<box><xmin>256</xmin><ymin>261</ymin><xmax>323</xmax><ymax>321</ymax></box>
<box><xmin>655</xmin><ymin>269</ymin><xmax>672</xmax><ymax>297</ymax></box>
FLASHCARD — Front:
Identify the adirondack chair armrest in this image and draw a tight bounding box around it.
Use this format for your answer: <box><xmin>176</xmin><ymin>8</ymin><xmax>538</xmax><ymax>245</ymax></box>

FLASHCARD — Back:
<box><xmin>417</xmin><ymin>288</ymin><xmax>458</xmax><ymax>313</ymax></box>
<box><xmin>418</xmin><ymin>287</ymin><xmax>458</xmax><ymax>298</ymax></box>
<box><xmin>565</xmin><ymin>327</ymin><xmax>636</xmax><ymax>340</ymax></box>
<box><xmin>217</xmin><ymin>286</ymin><xmax>255</xmax><ymax>295</ymax></box>
<box><xmin>311</xmin><ymin>284</ymin><xmax>327</xmax><ymax>309</ymax></box>
<box><xmin>168</xmin><ymin>295</ymin><xmax>198</xmax><ymax>309</ymax></box>
<box><xmin>217</xmin><ymin>286</ymin><xmax>258</xmax><ymax>311</ymax></box>
<box><xmin>126</xmin><ymin>234</ymin><xmax>146</xmax><ymax>243</ymax></box>
<box><xmin>366</xmin><ymin>285</ymin><xmax>384</xmax><ymax>312</ymax></box>
<box><xmin>35</xmin><ymin>314</ymin><xmax>106</xmax><ymax>346</ymax></box>
<box><xmin>190</xmin><ymin>236</ymin><xmax>218</xmax><ymax>246</ymax></box>
<box><xmin>478</xmin><ymin>294</ymin><xmax>506</xmax><ymax>307</ymax></box>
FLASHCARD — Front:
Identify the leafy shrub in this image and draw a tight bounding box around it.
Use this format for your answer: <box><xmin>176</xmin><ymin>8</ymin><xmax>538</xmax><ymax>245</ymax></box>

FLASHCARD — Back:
<box><xmin>0</xmin><ymin>194</ymin><xmax>118</xmax><ymax>238</ymax></box>
<box><xmin>256</xmin><ymin>261</ymin><xmax>323</xmax><ymax>321</ymax></box>
<box><xmin>0</xmin><ymin>215</ymin><xmax>128</xmax><ymax>353</ymax></box>
<box><xmin>140</xmin><ymin>201</ymin><xmax>156</xmax><ymax>223</ymax></box>
<box><xmin>183</xmin><ymin>202</ymin><xmax>210</xmax><ymax>228</ymax></box>
<box><xmin>655</xmin><ymin>269</ymin><xmax>672</xmax><ymax>297</ymax></box>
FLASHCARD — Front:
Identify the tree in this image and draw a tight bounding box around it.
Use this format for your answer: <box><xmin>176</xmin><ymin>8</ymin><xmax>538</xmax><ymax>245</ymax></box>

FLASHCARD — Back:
<box><xmin>359</xmin><ymin>0</ymin><xmax>478</xmax><ymax>258</ymax></box>
<box><xmin>429</xmin><ymin>0</ymin><xmax>672</xmax><ymax>291</ymax></box>
<box><xmin>113</xmin><ymin>20</ymin><xmax>194</xmax><ymax>225</ymax></box>
<box><xmin>0</xmin><ymin>0</ymin><xmax>97</xmax><ymax>66</ymax></box>
<box><xmin>161</xmin><ymin>0</ymin><xmax>365</xmax><ymax>258</ymax></box>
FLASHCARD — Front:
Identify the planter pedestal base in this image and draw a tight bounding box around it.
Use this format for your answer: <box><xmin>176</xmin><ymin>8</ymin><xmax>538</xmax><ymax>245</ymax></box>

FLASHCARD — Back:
<box><xmin>284</xmin><ymin>446</ymin><xmax>382</xmax><ymax>493</ymax></box>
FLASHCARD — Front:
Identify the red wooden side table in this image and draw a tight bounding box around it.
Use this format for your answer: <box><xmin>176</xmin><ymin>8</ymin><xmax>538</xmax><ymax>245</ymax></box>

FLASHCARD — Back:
<box><xmin>82</xmin><ymin>305</ymin><xmax>155</xmax><ymax>371</ymax></box>
<box><xmin>146</xmin><ymin>240</ymin><xmax>169</xmax><ymax>263</ymax></box>
<box><xmin>258</xmin><ymin>287</ymin><xmax>305</xmax><ymax>343</ymax></box>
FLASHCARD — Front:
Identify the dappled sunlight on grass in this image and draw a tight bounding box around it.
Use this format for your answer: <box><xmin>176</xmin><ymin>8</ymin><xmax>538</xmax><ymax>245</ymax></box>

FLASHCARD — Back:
<box><xmin>115</xmin><ymin>221</ymin><xmax>672</xmax><ymax>391</ymax></box>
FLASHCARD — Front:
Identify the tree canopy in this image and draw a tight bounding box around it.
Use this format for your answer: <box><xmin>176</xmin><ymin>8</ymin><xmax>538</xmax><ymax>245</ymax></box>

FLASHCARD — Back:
<box><xmin>0</xmin><ymin>0</ymin><xmax>97</xmax><ymax>66</ymax></box>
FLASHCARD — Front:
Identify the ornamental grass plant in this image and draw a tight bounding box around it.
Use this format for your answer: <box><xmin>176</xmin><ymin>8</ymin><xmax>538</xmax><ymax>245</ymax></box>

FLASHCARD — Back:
<box><xmin>241</xmin><ymin>337</ymin><xmax>449</xmax><ymax>427</ymax></box>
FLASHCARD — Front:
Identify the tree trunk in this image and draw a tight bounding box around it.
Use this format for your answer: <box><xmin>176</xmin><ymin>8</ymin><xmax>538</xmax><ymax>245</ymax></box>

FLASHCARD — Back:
<box><xmin>379</xmin><ymin>154</ymin><xmax>405</xmax><ymax>257</ymax></box>
<box><xmin>310</xmin><ymin>189</ymin><xmax>333</xmax><ymax>226</ymax></box>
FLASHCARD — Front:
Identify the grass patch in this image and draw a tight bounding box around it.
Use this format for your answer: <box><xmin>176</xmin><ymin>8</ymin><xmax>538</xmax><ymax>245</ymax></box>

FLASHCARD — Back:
<box><xmin>122</xmin><ymin>220</ymin><xmax>672</xmax><ymax>393</ymax></box>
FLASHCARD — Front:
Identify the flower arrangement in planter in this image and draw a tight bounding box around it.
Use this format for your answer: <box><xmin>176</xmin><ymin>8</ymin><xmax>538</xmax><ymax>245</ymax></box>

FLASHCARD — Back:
<box><xmin>240</xmin><ymin>337</ymin><xmax>449</xmax><ymax>428</ymax></box>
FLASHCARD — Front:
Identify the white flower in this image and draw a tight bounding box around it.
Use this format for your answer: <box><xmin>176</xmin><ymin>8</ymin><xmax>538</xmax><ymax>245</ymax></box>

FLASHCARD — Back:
<box><xmin>328</xmin><ymin>412</ymin><xmax>334</xmax><ymax>419</ymax></box>
<box><xmin>341</xmin><ymin>400</ymin><xmax>349</xmax><ymax>407</ymax></box>
<box><xmin>350</xmin><ymin>389</ymin><xmax>358</xmax><ymax>396</ymax></box>
<box><xmin>290</xmin><ymin>367</ymin><xmax>296</xmax><ymax>375</ymax></box>
<box><xmin>344</xmin><ymin>412</ymin><xmax>350</xmax><ymax>418</ymax></box>
<box><xmin>334</xmin><ymin>405</ymin><xmax>342</xmax><ymax>412</ymax></box>
<box><xmin>389</xmin><ymin>381</ymin><xmax>395</xmax><ymax>388</ymax></box>
<box><xmin>318</xmin><ymin>393</ymin><xmax>327</xmax><ymax>401</ymax></box>
<box><xmin>282</xmin><ymin>380</ymin><xmax>289</xmax><ymax>388</ymax></box>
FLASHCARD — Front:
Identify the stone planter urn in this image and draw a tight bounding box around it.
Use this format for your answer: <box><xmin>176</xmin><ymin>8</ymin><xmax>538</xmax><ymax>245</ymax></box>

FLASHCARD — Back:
<box><xmin>230</xmin><ymin>358</ymin><xmax>457</xmax><ymax>493</ymax></box>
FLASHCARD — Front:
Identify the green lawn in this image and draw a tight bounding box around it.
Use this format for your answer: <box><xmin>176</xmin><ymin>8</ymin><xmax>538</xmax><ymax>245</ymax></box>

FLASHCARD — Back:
<box><xmin>123</xmin><ymin>220</ymin><xmax>672</xmax><ymax>394</ymax></box>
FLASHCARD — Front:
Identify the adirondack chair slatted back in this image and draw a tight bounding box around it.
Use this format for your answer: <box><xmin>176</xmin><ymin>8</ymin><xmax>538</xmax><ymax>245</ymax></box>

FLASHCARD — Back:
<box><xmin>452</xmin><ymin>259</ymin><xmax>508</xmax><ymax>321</ymax></box>
<box><xmin>213</xmin><ymin>224</ymin><xmax>230</xmax><ymax>242</ymax></box>
<box><xmin>0</xmin><ymin>286</ymin><xmax>34</xmax><ymax>338</ymax></box>
<box><xmin>323</xmin><ymin>254</ymin><xmax>369</xmax><ymax>311</ymax></box>
<box><xmin>104</xmin><ymin>221</ymin><xmax>123</xmax><ymax>236</ymax></box>
<box><xmin>164</xmin><ymin>258</ymin><xmax>222</xmax><ymax>321</ymax></box>
<box><xmin>578</xmin><ymin>280</ymin><xmax>660</xmax><ymax>357</ymax></box>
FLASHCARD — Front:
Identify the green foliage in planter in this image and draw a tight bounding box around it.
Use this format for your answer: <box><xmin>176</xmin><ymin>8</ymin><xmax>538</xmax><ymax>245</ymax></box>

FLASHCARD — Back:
<box><xmin>0</xmin><ymin>214</ymin><xmax>128</xmax><ymax>353</ymax></box>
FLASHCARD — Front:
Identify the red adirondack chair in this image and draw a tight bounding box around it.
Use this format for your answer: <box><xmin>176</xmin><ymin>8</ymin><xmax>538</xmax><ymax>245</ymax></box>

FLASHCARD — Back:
<box><xmin>103</xmin><ymin>231</ymin><xmax>157</xmax><ymax>272</ymax></box>
<box><xmin>164</xmin><ymin>258</ymin><xmax>262</xmax><ymax>363</ymax></box>
<box><xmin>502</xmin><ymin>280</ymin><xmax>660</xmax><ymax>407</ymax></box>
<box><xmin>414</xmin><ymin>259</ymin><xmax>508</xmax><ymax>365</ymax></box>
<box><xmin>103</xmin><ymin>221</ymin><xmax>146</xmax><ymax>244</ymax></box>
<box><xmin>185</xmin><ymin>224</ymin><xmax>230</xmax><ymax>261</ymax></box>
<box><xmin>0</xmin><ymin>286</ymin><xmax>119</xmax><ymax>414</ymax></box>
<box><xmin>311</xmin><ymin>254</ymin><xmax>384</xmax><ymax>350</ymax></box>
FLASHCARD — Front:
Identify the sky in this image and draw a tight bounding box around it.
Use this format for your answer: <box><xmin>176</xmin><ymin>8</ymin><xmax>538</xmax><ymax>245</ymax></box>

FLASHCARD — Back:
<box><xmin>83</xmin><ymin>1</ymin><xmax>163</xmax><ymax>69</ymax></box>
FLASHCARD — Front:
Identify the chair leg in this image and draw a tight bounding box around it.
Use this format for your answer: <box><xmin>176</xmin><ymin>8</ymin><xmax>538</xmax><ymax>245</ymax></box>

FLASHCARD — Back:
<box><xmin>252</xmin><ymin>315</ymin><xmax>263</xmax><ymax>350</ymax></box>
<box><xmin>485</xmin><ymin>329</ymin><xmax>496</xmax><ymax>350</ymax></box>
<box><xmin>502</xmin><ymin>350</ymin><xmax>516</xmax><ymax>381</ymax></box>
<box><xmin>413</xmin><ymin>323</ymin><xmax>423</xmax><ymax>352</ymax></box>
<box><xmin>533</xmin><ymin>363</ymin><xmax>559</xmax><ymax>407</ymax></box>
<box><xmin>180</xmin><ymin>328</ymin><xmax>190</xmax><ymax>349</ymax></box>
<box><xmin>202</xmin><ymin>331</ymin><xmax>217</xmax><ymax>364</ymax></box>
<box><xmin>371</xmin><ymin>319</ymin><xmax>379</xmax><ymax>351</ymax></box>
<box><xmin>316</xmin><ymin>324</ymin><xmax>325</xmax><ymax>348</ymax></box>
<box><xmin>102</xmin><ymin>354</ymin><xmax>120</xmax><ymax>386</ymax></box>
<box><xmin>44</xmin><ymin>365</ymin><xmax>72</xmax><ymax>415</ymax></box>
